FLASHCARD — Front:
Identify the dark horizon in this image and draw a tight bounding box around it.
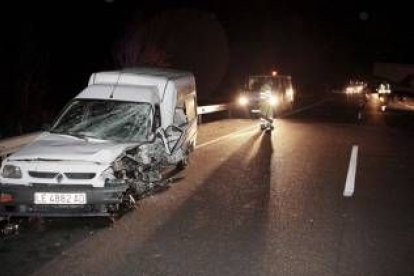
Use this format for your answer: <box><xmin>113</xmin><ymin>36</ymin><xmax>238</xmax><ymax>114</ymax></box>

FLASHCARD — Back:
<box><xmin>0</xmin><ymin>0</ymin><xmax>412</xmax><ymax>136</ymax></box>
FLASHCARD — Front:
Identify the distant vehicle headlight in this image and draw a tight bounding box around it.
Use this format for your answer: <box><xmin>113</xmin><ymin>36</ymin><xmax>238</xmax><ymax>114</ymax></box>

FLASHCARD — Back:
<box><xmin>269</xmin><ymin>96</ymin><xmax>279</xmax><ymax>106</ymax></box>
<box><xmin>2</xmin><ymin>165</ymin><xmax>23</xmax><ymax>179</ymax></box>
<box><xmin>238</xmin><ymin>96</ymin><xmax>248</xmax><ymax>106</ymax></box>
<box><xmin>377</xmin><ymin>84</ymin><xmax>391</xmax><ymax>94</ymax></box>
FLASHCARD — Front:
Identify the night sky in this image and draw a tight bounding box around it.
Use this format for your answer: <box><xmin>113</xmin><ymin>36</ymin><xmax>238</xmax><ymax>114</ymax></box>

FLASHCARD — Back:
<box><xmin>0</xmin><ymin>0</ymin><xmax>412</xmax><ymax>136</ymax></box>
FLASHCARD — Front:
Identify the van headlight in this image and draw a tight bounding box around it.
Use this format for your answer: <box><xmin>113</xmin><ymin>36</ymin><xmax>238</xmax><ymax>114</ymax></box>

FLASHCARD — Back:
<box><xmin>2</xmin><ymin>165</ymin><xmax>23</xmax><ymax>179</ymax></box>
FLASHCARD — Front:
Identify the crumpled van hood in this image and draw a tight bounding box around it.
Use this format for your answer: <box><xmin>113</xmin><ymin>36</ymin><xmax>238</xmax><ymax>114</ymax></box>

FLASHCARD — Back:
<box><xmin>8</xmin><ymin>133</ymin><xmax>137</xmax><ymax>164</ymax></box>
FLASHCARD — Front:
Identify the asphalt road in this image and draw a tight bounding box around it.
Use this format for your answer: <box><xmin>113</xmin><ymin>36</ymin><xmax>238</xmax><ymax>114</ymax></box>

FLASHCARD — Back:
<box><xmin>1</xmin><ymin>93</ymin><xmax>413</xmax><ymax>275</ymax></box>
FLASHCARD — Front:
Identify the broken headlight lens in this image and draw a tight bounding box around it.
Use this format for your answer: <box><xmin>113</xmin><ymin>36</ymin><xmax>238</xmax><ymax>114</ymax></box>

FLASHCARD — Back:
<box><xmin>2</xmin><ymin>165</ymin><xmax>23</xmax><ymax>179</ymax></box>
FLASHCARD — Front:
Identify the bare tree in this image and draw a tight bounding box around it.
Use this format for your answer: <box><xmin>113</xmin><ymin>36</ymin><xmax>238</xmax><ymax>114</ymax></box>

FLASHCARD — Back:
<box><xmin>113</xmin><ymin>9</ymin><xmax>230</xmax><ymax>101</ymax></box>
<box><xmin>113</xmin><ymin>14</ymin><xmax>171</xmax><ymax>68</ymax></box>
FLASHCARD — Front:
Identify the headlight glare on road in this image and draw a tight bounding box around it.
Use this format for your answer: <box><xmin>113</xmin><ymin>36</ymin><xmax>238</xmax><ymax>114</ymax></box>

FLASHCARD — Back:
<box><xmin>2</xmin><ymin>165</ymin><xmax>23</xmax><ymax>179</ymax></box>
<box><xmin>238</xmin><ymin>96</ymin><xmax>248</xmax><ymax>106</ymax></box>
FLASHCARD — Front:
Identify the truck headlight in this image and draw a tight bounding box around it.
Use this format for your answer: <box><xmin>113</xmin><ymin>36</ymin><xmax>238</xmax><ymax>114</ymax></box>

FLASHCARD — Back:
<box><xmin>269</xmin><ymin>96</ymin><xmax>279</xmax><ymax>106</ymax></box>
<box><xmin>2</xmin><ymin>165</ymin><xmax>23</xmax><ymax>179</ymax></box>
<box><xmin>238</xmin><ymin>96</ymin><xmax>248</xmax><ymax>106</ymax></box>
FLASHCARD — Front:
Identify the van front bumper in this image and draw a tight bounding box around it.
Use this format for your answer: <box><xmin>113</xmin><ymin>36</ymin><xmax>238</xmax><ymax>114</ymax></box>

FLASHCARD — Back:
<box><xmin>0</xmin><ymin>183</ymin><xmax>129</xmax><ymax>217</ymax></box>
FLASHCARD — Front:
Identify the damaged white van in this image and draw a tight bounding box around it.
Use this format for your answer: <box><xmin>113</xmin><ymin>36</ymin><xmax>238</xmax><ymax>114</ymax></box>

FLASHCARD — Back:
<box><xmin>0</xmin><ymin>68</ymin><xmax>198</xmax><ymax>217</ymax></box>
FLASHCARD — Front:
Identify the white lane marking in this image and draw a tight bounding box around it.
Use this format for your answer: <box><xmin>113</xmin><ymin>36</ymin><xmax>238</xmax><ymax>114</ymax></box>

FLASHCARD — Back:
<box><xmin>343</xmin><ymin>145</ymin><xmax>359</xmax><ymax>197</ymax></box>
<box><xmin>196</xmin><ymin>125</ymin><xmax>258</xmax><ymax>150</ymax></box>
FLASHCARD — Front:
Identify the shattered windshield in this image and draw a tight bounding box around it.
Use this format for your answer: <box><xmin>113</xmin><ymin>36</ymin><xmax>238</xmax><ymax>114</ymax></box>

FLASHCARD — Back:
<box><xmin>51</xmin><ymin>100</ymin><xmax>153</xmax><ymax>142</ymax></box>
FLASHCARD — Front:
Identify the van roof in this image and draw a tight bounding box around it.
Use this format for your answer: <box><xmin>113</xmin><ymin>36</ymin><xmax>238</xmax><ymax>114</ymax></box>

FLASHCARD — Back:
<box><xmin>88</xmin><ymin>68</ymin><xmax>195</xmax><ymax>98</ymax></box>
<box><xmin>89</xmin><ymin>67</ymin><xmax>193</xmax><ymax>86</ymax></box>
<box><xmin>76</xmin><ymin>84</ymin><xmax>159</xmax><ymax>104</ymax></box>
<box><xmin>121</xmin><ymin>67</ymin><xmax>193</xmax><ymax>79</ymax></box>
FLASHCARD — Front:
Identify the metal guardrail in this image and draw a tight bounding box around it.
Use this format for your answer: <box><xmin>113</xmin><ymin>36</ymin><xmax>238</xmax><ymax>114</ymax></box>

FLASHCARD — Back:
<box><xmin>197</xmin><ymin>104</ymin><xmax>229</xmax><ymax>123</ymax></box>
<box><xmin>197</xmin><ymin>104</ymin><xmax>228</xmax><ymax>115</ymax></box>
<box><xmin>0</xmin><ymin>104</ymin><xmax>230</xmax><ymax>161</ymax></box>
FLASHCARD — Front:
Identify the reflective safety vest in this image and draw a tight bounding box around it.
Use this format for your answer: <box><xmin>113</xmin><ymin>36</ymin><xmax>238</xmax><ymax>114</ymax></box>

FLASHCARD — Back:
<box><xmin>259</xmin><ymin>90</ymin><xmax>273</xmax><ymax>119</ymax></box>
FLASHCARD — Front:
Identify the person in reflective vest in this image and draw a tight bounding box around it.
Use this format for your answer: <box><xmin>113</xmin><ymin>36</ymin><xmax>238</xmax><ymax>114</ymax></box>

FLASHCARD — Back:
<box><xmin>259</xmin><ymin>84</ymin><xmax>274</xmax><ymax>130</ymax></box>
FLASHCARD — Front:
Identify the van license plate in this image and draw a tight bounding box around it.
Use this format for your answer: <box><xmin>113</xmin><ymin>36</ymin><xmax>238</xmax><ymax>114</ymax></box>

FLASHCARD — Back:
<box><xmin>34</xmin><ymin>192</ymin><xmax>87</xmax><ymax>205</ymax></box>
